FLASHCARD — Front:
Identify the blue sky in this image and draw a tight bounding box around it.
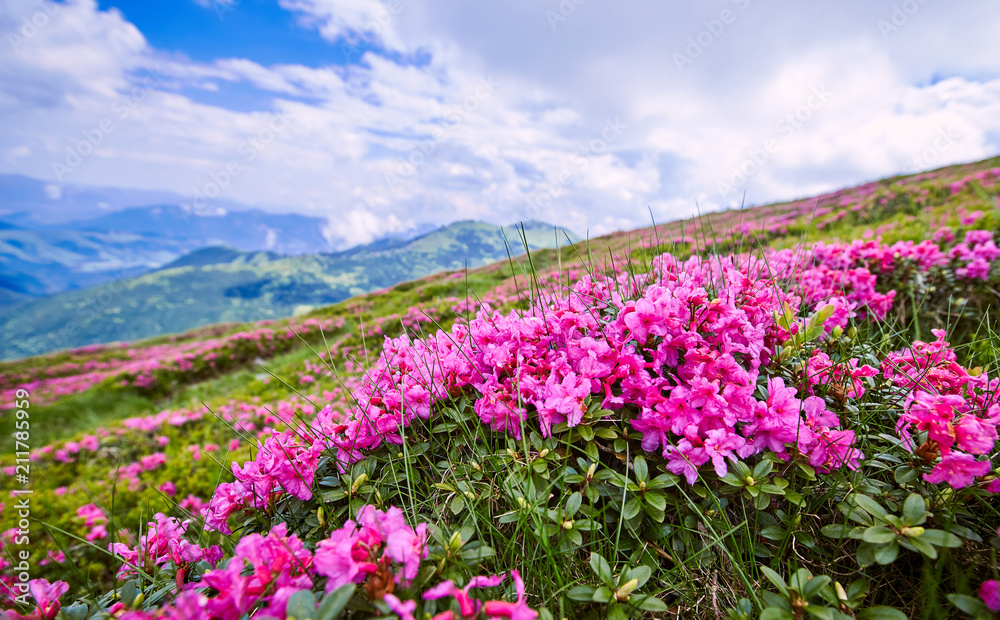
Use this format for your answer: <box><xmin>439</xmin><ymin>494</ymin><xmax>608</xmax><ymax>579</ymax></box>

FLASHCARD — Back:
<box><xmin>1</xmin><ymin>0</ymin><xmax>999</xmax><ymax>246</ymax></box>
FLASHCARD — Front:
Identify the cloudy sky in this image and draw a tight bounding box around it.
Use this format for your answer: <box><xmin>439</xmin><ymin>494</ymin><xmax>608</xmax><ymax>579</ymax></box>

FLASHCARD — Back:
<box><xmin>1</xmin><ymin>0</ymin><xmax>999</xmax><ymax>244</ymax></box>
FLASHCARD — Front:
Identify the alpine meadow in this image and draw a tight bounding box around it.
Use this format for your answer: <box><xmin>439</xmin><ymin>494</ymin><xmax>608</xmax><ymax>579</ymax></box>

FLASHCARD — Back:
<box><xmin>3</xmin><ymin>157</ymin><xmax>1000</xmax><ymax>618</ymax></box>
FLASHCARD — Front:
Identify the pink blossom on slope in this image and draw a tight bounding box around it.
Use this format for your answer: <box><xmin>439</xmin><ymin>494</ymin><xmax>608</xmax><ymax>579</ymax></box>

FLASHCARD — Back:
<box><xmin>8</xmin><ymin>579</ymin><xmax>69</xmax><ymax>620</ymax></box>
<box><xmin>483</xmin><ymin>570</ymin><xmax>537</xmax><ymax>620</ymax></box>
<box><xmin>981</xmin><ymin>580</ymin><xmax>1000</xmax><ymax>611</ymax></box>
<box><xmin>924</xmin><ymin>452</ymin><xmax>992</xmax><ymax>489</ymax></box>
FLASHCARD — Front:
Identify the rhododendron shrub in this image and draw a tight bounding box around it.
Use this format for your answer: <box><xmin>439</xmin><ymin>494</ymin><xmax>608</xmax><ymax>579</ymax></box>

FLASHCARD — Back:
<box><xmin>207</xmin><ymin>247</ymin><xmax>887</xmax><ymax>531</ymax></box>
<box><xmin>104</xmin><ymin>506</ymin><xmax>534</xmax><ymax>620</ymax></box>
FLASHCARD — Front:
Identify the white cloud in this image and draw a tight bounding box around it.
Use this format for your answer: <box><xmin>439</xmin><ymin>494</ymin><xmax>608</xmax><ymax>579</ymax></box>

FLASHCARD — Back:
<box><xmin>0</xmin><ymin>0</ymin><xmax>997</xmax><ymax>243</ymax></box>
<box><xmin>323</xmin><ymin>207</ymin><xmax>411</xmax><ymax>247</ymax></box>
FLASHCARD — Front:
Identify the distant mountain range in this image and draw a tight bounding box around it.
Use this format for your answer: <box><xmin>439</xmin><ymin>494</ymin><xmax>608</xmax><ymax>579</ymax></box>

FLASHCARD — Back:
<box><xmin>0</xmin><ymin>174</ymin><xmax>434</xmax><ymax>307</ymax></box>
<box><xmin>0</xmin><ymin>220</ymin><xmax>578</xmax><ymax>359</ymax></box>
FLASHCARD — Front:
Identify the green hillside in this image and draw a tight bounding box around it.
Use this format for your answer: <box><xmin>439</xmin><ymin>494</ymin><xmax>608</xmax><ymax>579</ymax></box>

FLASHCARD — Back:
<box><xmin>0</xmin><ymin>220</ymin><xmax>576</xmax><ymax>359</ymax></box>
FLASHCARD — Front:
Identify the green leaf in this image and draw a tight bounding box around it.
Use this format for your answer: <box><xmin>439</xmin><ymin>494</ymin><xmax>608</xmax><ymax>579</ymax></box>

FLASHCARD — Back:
<box><xmin>893</xmin><ymin>466</ymin><xmax>917</xmax><ymax>485</ymax></box>
<box><xmin>856</xmin><ymin>606</ymin><xmax>909</xmax><ymax>620</ymax></box>
<box><xmin>856</xmin><ymin>542</ymin><xmax>876</xmax><ymax>567</ymax></box>
<box><xmin>873</xmin><ymin>541</ymin><xmax>899</xmax><ymax>565</ymax></box>
<box><xmin>589</xmin><ymin>552</ymin><xmax>613</xmax><ymax>584</ymax></box>
<box><xmin>450</xmin><ymin>495</ymin><xmax>466</xmax><ymax>515</ymax></box>
<box><xmin>578</xmin><ymin>425</ymin><xmax>595</xmax><ymax>442</ymax></box>
<box><xmin>606</xmin><ymin>602</ymin><xmax>628</xmax><ymax>620</ymax></box>
<box><xmin>862</xmin><ymin>526</ymin><xmax>897</xmax><ymax>544</ymax></box>
<box><xmin>905</xmin><ymin>536</ymin><xmax>937</xmax><ymax>559</ymax></box>
<box><xmin>761</xmin><ymin>526</ymin><xmax>786</xmax><ymax>541</ymax></box>
<box><xmin>566</xmin><ymin>492</ymin><xmax>582</xmax><ymax>517</ymax></box>
<box><xmin>732</xmin><ymin>461</ymin><xmax>752</xmax><ymax>478</ymax></box>
<box><xmin>721</xmin><ymin>472</ymin><xmax>746</xmax><ymax>487</ymax></box>
<box><xmin>593</xmin><ymin>586</ymin><xmax>613</xmax><ymax>603</ymax></box>
<box><xmin>316</xmin><ymin>585</ymin><xmax>355</xmax><ymax>620</ymax></box>
<box><xmin>648</xmin><ymin>472</ymin><xmax>679</xmax><ymax>489</ymax></box>
<box><xmin>633</xmin><ymin>455</ymin><xmax>649</xmax><ymax>482</ymax></box>
<box><xmin>919</xmin><ymin>529</ymin><xmax>962</xmax><ymax>548</ymax></box>
<box><xmin>803</xmin><ymin>575</ymin><xmax>832</xmax><ymax>599</ymax></box>
<box><xmin>753</xmin><ymin>459</ymin><xmax>774</xmax><ymax>478</ymax></box>
<box><xmin>784</xmin><ymin>489</ymin><xmax>804</xmax><ymax>506</ymax></box>
<box><xmin>820</xmin><ymin>523</ymin><xmax>861</xmax><ymax>539</ymax></box>
<box><xmin>635</xmin><ymin>595</ymin><xmax>670</xmax><ymax>612</ymax></box>
<box><xmin>849</xmin><ymin>494</ymin><xmax>888</xmax><ymax>520</ymax></box>
<box><xmin>629</xmin><ymin>565</ymin><xmax>653</xmax><ymax>587</ymax></box>
<box><xmin>760</xmin><ymin>608</ymin><xmax>795</xmax><ymax>620</ymax></box>
<box><xmin>901</xmin><ymin>494</ymin><xmax>926</xmax><ymax>526</ymax></box>
<box><xmin>286</xmin><ymin>590</ymin><xmax>316</xmax><ymax>620</ymax></box>
<box><xmin>623</xmin><ymin>497</ymin><xmax>642</xmax><ymax>520</ymax></box>
<box><xmin>803</xmin><ymin>606</ymin><xmax>834</xmax><ymax>620</ymax></box>
<box><xmin>566</xmin><ymin>586</ymin><xmax>596</xmax><ymax>601</ymax></box>
<box><xmin>459</xmin><ymin>544</ymin><xmax>495</xmax><ymax>560</ymax></box>
<box><xmin>644</xmin><ymin>503</ymin><xmax>666</xmax><ymax>523</ymax></box>
<box><xmin>847</xmin><ymin>578</ymin><xmax>870</xmax><ymax>601</ymax></box>
<box><xmin>120</xmin><ymin>581</ymin><xmax>138</xmax><ymax>607</ymax></box>
<box><xmin>947</xmin><ymin>593</ymin><xmax>990</xmax><ymax>616</ymax></box>
<box><xmin>645</xmin><ymin>491</ymin><xmax>667</xmax><ymax>511</ymax></box>
<box><xmin>759</xmin><ymin>566</ymin><xmax>788</xmax><ymax>596</ymax></box>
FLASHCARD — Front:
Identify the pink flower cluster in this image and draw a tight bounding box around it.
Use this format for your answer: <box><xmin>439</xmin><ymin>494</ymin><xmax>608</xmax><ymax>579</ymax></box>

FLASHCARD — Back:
<box><xmin>310</xmin><ymin>249</ymin><xmax>886</xmax><ymax>486</ymax></box>
<box><xmin>207</xmin><ymin>431</ymin><xmax>324</xmax><ymax>534</ymax></box>
<box><xmin>109</xmin><ymin>513</ymin><xmax>223</xmax><ymax>579</ymax></box>
<box><xmin>811</xmin><ymin>229</ymin><xmax>999</xmax><ymax>282</ymax></box>
<box><xmin>207</xmin><ymin>237</ymin><xmax>962</xmax><ymax>528</ymax></box>
<box><xmin>109</xmin><ymin>506</ymin><xmax>534</xmax><ymax>620</ymax></box>
<box><xmin>805</xmin><ymin>349</ymin><xmax>878</xmax><ymax>400</ymax></box>
<box><xmin>6</xmin><ymin>579</ymin><xmax>69</xmax><ymax>620</ymax></box>
<box><xmin>314</xmin><ymin>505</ymin><xmax>426</xmax><ymax>590</ymax></box>
<box><xmin>887</xmin><ymin>330</ymin><xmax>1000</xmax><ymax>489</ymax></box>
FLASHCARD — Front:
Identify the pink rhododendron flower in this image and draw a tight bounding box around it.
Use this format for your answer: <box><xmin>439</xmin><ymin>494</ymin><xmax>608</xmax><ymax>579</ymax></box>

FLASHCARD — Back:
<box><xmin>8</xmin><ymin>579</ymin><xmax>69</xmax><ymax>620</ymax></box>
<box><xmin>924</xmin><ymin>452</ymin><xmax>992</xmax><ymax>489</ymax></box>
<box><xmin>483</xmin><ymin>570</ymin><xmax>537</xmax><ymax>620</ymax></box>
<box><xmin>981</xmin><ymin>580</ymin><xmax>1000</xmax><ymax>612</ymax></box>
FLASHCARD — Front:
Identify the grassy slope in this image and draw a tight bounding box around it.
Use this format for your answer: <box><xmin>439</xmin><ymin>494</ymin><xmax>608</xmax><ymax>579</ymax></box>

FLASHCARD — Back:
<box><xmin>0</xmin><ymin>220</ymin><xmax>576</xmax><ymax>360</ymax></box>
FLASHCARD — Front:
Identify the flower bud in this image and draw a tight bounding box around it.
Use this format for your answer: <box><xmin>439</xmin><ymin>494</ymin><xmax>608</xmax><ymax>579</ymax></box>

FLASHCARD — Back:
<box><xmin>614</xmin><ymin>578</ymin><xmax>639</xmax><ymax>601</ymax></box>
<box><xmin>448</xmin><ymin>530</ymin><xmax>463</xmax><ymax>552</ymax></box>
<box><xmin>351</xmin><ymin>473</ymin><xmax>368</xmax><ymax>494</ymax></box>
